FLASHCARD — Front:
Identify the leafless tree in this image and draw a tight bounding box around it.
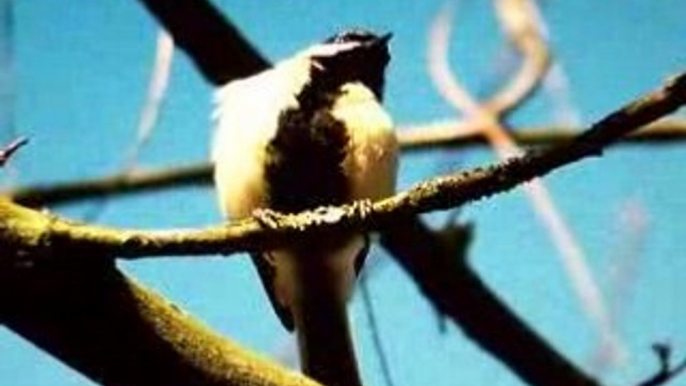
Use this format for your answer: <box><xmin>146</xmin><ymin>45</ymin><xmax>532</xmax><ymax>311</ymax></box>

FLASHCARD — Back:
<box><xmin>1</xmin><ymin>1</ymin><xmax>685</xmax><ymax>386</ymax></box>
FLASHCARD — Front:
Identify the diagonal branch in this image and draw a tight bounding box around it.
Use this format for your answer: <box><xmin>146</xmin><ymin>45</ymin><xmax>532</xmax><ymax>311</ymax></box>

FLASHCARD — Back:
<box><xmin>134</xmin><ymin>0</ymin><xmax>270</xmax><ymax>85</ymax></box>
<box><xmin>635</xmin><ymin>344</ymin><xmax>686</xmax><ymax>386</ymax></box>
<box><xmin>0</xmin><ymin>136</ymin><xmax>28</xmax><ymax>167</ymax></box>
<box><xmin>1</xmin><ymin>72</ymin><xmax>684</xmax><ymax>263</ymax></box>
<box><xmin>0</xmin><ymin>72</ymin><xmax>683</xmax><ymax>386</ymax></box>
<box><xmin>379</xmin><ymin>217</ymin><xmax>600</xmax><ymax>386</ymax></box>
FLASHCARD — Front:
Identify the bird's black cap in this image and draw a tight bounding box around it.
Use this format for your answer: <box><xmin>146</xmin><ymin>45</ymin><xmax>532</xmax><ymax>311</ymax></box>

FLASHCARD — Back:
<box><xmin>324</xmin><ymin>29</ymin><xmax>392</xmax><ymax>46</ymax></box>
<box><xmin>311</xmin><ymin>28</ymin><xmax>392</xmax><ymax>100</ymax></box>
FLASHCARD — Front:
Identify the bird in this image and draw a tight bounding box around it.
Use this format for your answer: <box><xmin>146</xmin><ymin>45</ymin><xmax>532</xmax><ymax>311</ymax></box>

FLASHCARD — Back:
<box><xmin>212</xmin><ymin>29</ymin><xmax>397</xmax><ymax>386</ymax></box>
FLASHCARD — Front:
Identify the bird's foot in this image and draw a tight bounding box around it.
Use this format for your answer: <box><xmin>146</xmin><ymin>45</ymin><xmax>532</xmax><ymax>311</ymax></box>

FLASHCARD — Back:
<box><xmin>351</xmin><ymin>199</ymin><xmax>374</xmax><ymax>219</ymax></box>
<box><xmin>252</xmin><ymin>208</ymin><xmax>287</xmax><ymax>230</ymax></box>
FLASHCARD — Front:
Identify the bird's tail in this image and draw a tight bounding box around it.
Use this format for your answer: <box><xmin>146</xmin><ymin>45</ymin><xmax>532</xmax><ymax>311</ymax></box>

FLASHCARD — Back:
<box><xmin>290</xmin><ymin>246</ymin><xmax>363</xmax><ymax>386</ymax></box>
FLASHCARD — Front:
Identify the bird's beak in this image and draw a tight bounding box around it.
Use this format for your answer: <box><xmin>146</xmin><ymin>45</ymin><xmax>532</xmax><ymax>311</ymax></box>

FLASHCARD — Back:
<box><xmin>360</xmin><ymin>32</ymin><xmax>392</xmax><ymax>55</ymax></box>
<box><xmin>373</xmin><ymin>33</ymin><xmax>393</xmax><ymax>47</ymax></box>
<box><xmin>358</xmin><ymin>33</ymin><xmax>392</xmax><ymax>51</ymax></box>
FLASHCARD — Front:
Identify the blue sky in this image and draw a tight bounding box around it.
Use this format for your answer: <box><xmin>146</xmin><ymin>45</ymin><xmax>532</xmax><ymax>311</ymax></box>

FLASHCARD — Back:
<box><xmin>1</xmin><ymin>1</ymin><xmax>686</xmax><ymax>386</ymax></box>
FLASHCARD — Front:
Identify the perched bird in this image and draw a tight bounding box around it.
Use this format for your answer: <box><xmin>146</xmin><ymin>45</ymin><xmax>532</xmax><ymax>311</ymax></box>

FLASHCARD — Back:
<box><xmin>212</xmin><ymin>29</ymin><xmax>397</xmax><ymax>386</ymax></box>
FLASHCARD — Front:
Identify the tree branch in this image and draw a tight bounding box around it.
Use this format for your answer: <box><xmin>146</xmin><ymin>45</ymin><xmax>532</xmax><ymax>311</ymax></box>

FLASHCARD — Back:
<box><xmin>635</xmin><ymin>344</ymin><xmax>686</xmax><ymax>386</ymax></box>
<box><xmin>1</xmin><ymin>72</ymin><xmax>684</xmax><ymax>263</ymax></box>
<box><xmin>0</xmin><ymin>136</ymin><xmax>28</xmax><ymax>167</ymax></box>
<box><xmin>399</xmin><ymin>119</ymin><xmax>686</xmax><ymax>152</ymax></box>
<box><xmin>0</xmin><ymin>259</ymin><xmax>321</xmax><ymax>386</ymax></box>
<box><xmin>379</xmin><ymin>217</ymin><xmax>600</xmax><ymax>386</ymax></box>
<box><xmin>0</xmin><ymin>71</ymin><xmax>683</xmax><ymax>386</ymax></box>
<box><xmin>7</xmin><ymin>120</ymin><xmax>686</xmax><ymax>208</ymax></box>
<box><xmin>134</xmin><ymin>0</ymin><xmax>270</xmax><ymax>85</ymax></box>
<box><xmin>9</xmin><ymin>162</ymin><xmax>211</xmax><ymax>208</ymax></box>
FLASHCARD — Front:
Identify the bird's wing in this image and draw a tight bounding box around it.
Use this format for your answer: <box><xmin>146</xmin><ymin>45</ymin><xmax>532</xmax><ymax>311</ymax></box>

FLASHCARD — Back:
<box><xmin>250</xmin><ymin>252</ymin><xmax>295</xmax><ymax>330</ymax></box>
<box><xmin>212</xmin><ymin>58</ymin><xmax>310</xmax><ymax>218</ymax></box>
<box><xmin>212</xmin><ymin>59</ymin><xmax>312</xmax><ymax>330</ymax></box>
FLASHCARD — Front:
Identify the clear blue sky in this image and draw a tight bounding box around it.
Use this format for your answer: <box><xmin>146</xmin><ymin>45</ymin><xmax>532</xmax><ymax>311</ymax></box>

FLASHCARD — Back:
<box><xmin>1</xmin><ymin>1</ymin><xmax>686</xmax><ymax>386</ymax></box>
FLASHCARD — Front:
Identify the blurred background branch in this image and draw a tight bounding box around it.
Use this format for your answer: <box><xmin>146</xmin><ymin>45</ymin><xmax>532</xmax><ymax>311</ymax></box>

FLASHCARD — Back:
<box><xmin>6</xmin><ymin>119</ymin><xmax>686</xmax><ymax>208</ymax></box>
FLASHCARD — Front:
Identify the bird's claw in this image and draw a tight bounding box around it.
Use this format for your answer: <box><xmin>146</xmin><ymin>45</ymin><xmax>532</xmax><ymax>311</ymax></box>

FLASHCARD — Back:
<box><xmin>351</xmin><ymin>199</ymin><xmax>374</xmax><ymax>219</ymax></box>
<box><xmin>253</xmin><ymin>208</ymin><xmax>286</xmax><ymax>230</ymax></box>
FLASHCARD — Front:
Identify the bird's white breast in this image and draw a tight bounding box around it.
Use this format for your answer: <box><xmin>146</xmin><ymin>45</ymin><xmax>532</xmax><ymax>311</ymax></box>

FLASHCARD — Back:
<box><xmin>332</xmin><ymin>83</ymin><xmax>398</xmax><ymax>202</ymax></box>
<box><xmin>212</xmin><ymin>62</ymin><xmax>398</xmax><ymax>219</ymax></box>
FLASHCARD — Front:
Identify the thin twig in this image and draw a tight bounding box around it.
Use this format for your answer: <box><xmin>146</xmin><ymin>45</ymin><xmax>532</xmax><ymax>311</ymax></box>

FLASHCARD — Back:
<box><xmin>399</xmin><ymin>119</ymin><xmax>686</xmax><ymax>151</ymax></box>
<box><xmin>8</xmin><ymin>162</ymin><xmax>211</xmax><ymax>207</ymax></box>
<box><xmin>124</xmin><ymin>28</ymin><xmax>174</xmax><ymax>171</ymax></box>
<box><xmin>82</xmin><ymin>29</ymin><xmax>175</xmax><ymax>223</ymax></box>
<box><xmin>486</xmin><ymin>0</ymin><xmax>551</xmax><ymax>116</ymax></box>
<box><xmin>0</xmin><ymin>136</ymin><xmax>28</xmax><ymax>167</ymax></box>
<box><xmin>635</xmin><ymin>344</ymin><xmax>686</xmax><ymax>386</ymax></box>
<box><xmin>588</xmin><ymin>199</ymin><xmax>648</xmax><ymax>374</ymax></box>
<box><xmin>359</xmin><ymin>275</ymin><xmax>397</xmax><ymax>386</ymax></box>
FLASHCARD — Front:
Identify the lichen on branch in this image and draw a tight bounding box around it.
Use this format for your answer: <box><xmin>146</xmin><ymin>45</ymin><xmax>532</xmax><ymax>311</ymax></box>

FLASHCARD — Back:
<box><xmin>0</xmin><ymin>71</ymin><xmax>684</xmax><ymax>265</ymax></box>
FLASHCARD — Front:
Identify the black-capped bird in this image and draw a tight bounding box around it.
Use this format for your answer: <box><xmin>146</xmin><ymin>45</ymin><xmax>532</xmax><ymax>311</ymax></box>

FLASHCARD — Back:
<box><xmin>212</xmin><ymin>29</ymin><xmax>397</xmax><ymax>386</ymax></box>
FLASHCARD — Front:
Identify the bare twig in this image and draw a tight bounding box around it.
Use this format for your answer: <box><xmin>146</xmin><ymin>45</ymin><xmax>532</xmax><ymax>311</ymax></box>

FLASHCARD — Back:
<box><xmin>635</xmin><ymin>344</ymin><xmax>686</xmax><ymax>386</ymax></box>
<box><xmin>486</xmin><ymin>0</ymin><xmax>551</xmax><ymax>116</ymax></box>
<box><xmin>82</xmin><ymin>29</ymin><xmax>175</xmax><ymax>223</ymax></box>
<box><xmin>399</xmin><ymin>119</ymin><xmax>686</xmax><ymax>151</ymax></box>
<box><xmin>124</xmin><ymin>28</ymin><xmax>174</xmax><ymax>171</ymax></box>
<box><xmin>588</xmin><ymin>199</ymin><xmax>648</xmax><ymax>374</ymax></box>
<box><xmin>359</xmin><ymin>275</ymin><xmax>396</xmax><ymax>386</ymax></box>
<box><xmin>9</xmin><ymin>162</ymin><xmax>211</xmax><ymax>207</ymax></box>
<box><xmin>0</xmin><ymin>136</ymin><xmax>28</xmax><ymax>167</ymax></box>
<box><xmin>427</xmin><ymin>3</ymin><xmax>482</xmax><ymax>115</ymax></box>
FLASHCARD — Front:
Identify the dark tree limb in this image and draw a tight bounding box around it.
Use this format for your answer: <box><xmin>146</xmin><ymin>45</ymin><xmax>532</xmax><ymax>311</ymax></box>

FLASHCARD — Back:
<box><xmin>135</xmin><ymin>0</ymin><xmax>270</xmax><ymax>85</ymax></box>
<box><xmin>374</xmin><ymin>73</ymin><xmax>686</xmax><ymax>386</ymax></box>
<box><xmin>380</xmin><ymin>216</ymin><xmax>600</xmax><ymax>386</ymax></box>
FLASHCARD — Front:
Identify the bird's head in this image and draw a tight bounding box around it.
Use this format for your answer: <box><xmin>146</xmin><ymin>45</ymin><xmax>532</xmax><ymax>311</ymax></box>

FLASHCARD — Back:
<box><xmin>303</xmin><ymin>29</ymin><xmax>392</xmax><ymax>99</ymax></box>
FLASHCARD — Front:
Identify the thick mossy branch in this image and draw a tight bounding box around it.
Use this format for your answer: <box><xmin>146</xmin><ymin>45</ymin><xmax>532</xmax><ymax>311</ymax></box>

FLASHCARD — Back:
<box><xmin>0</xmin><ymin>260</ymin><xmax>321</xmax><ymax>386</ymax></box>
<box><xmin>1</xmin><ymin>71</ymin><xmax>684</xmax><ymax>263</ymax></box>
